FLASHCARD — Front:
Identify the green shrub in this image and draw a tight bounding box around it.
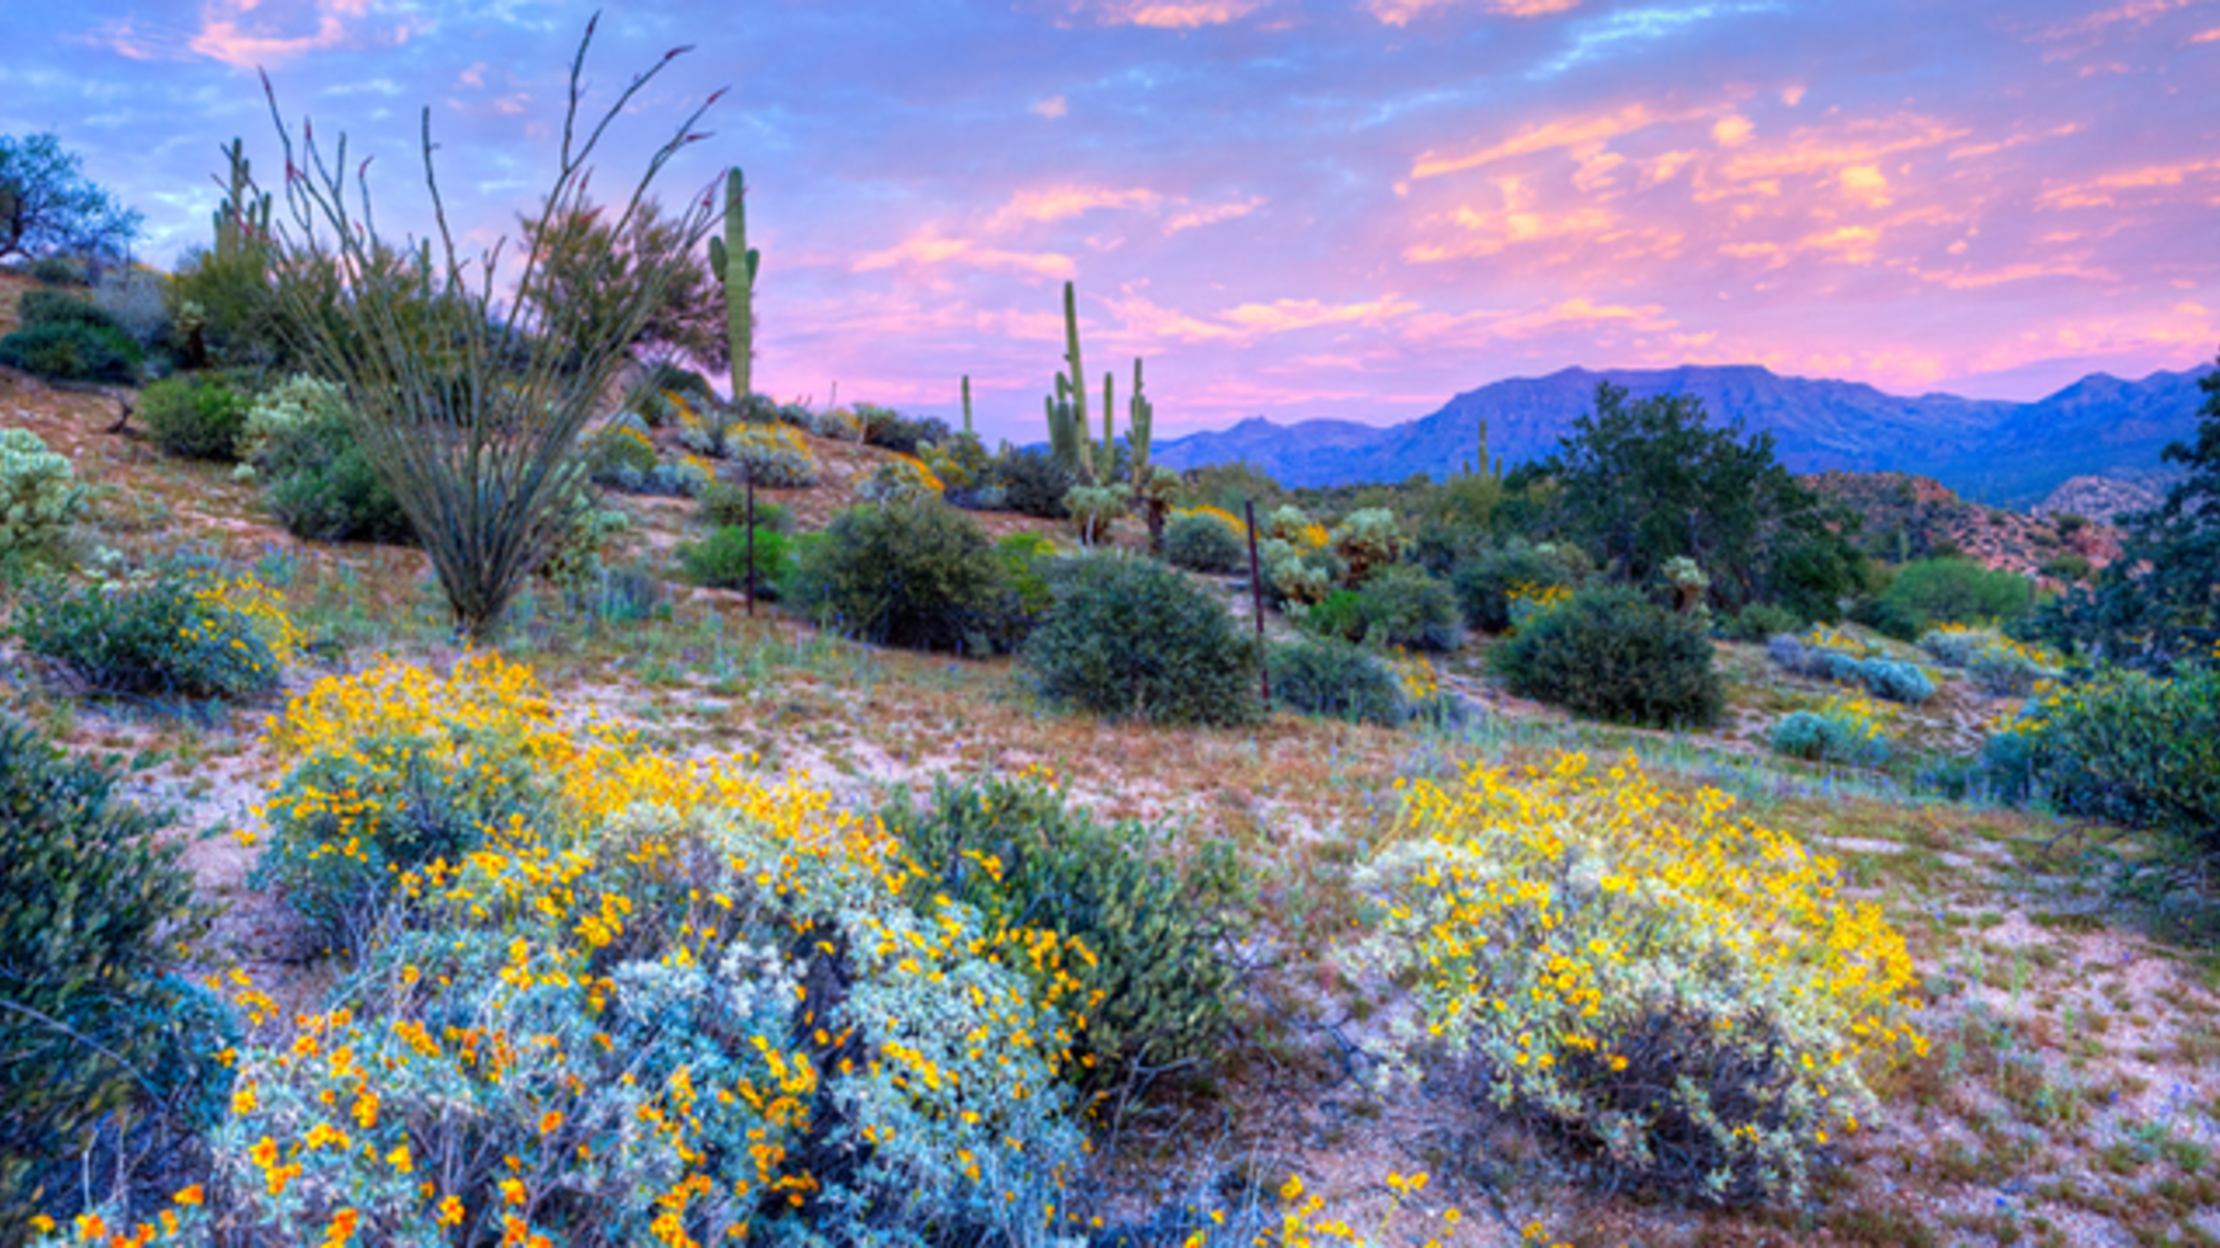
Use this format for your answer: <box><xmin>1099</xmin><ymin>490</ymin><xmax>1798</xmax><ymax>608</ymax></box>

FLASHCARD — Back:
<box><xmin>697</xmin><ymin>482</ymin><xmax>793</xmax><ymax>532</ymax></box>
<box><xmin>1770</xmin><ymin>698</ymin><xmax>1891</xmax><ymax>767</ymax></box>
<box><xmin>1163</xmin><ymin>510</ymin><xmax>1246</xmax><ymax>573</ymax></box>
<box><xmin>1725</xmin><ymin>602</ymin><xmax>1804</xmax><ymax>642</ymax></box>
<box><xmin>993</xmin><ymin>446</ymin><xmax>1074</xmax><ymax>518</ymax></box>
<box><xmin>1985</xmin><ymin>668</ymin><xmax>2220</xmax><ymax>865</ymax></box>
<box><xmin>2041</xmin><ymin>553</ymin><xmax>2093</xmax><ymax>583</ymax></box>
<box><xmin>1271</xmin><ymin>638</ymin><xmax>1405</xmax><ymax>725</ymax></box>
<box><xmin>1859</xmin><ymin>658</ymin><xmax>1936</xmax><ymax>705</ymax></box>
<box><xmin>1026</xmin><ymin>553</ymin><xmax>1261</xmax><ymax>725</ymax></box>
<box><xmin>1451</xmin><ymin>540</ymin><xmax>1579</xmax><ymax>633</ymax></box>
<box><xmin>17</xmin><ymin>289</ymin><xmax>132</xmax><ymax>336</ymax></box>
<box><xmin>584</xmin><ymin>414</ymin><xmax>660</xmax><ymax>485</ymax></box>
<box><xmin>675</xmin><ymin>523</ymin><xmax>792</xmax><ymax>595</ymax></box>
<box><xmin>788</xmin><ymin>499</ymin><xmax>1016</xmax><ymax>653</ymax></box>
<box><xmin>856</xmin><ymin>403</ymin><xmax>951</xmax><ymax>454</ymax></box>
<box><xmin>1490</xmin><ymin>584</ymin><xmax>1723</xmax><ymax>727</ymax></box>
<box><xmin>880</xmin><ymin>773</ymin><xmax>1245</xmax><ymax>1102</ymax></box>
<box><xmin>26</xmin><ymin>255</ymin><xmax>88</xmax><ymax>286</ymax></box>
<box><xmin>0</xmin><ymin>320</ymin><xmax>141</xmax><ymax>383</ymax></box>
<box><xmin>15</xmin><ymin>569</ymin><xmax>284</xmax><ymax>700</ymax></box>
<box><xmin>1876</xmin><ymin>557</ymin><xmax>2033</xmax><ymax>636</ymax></box>
<box><xmin>1356</xmin><ymin>564</ymin><xmax>1460</xmax><ymax>651</ymax></box>
<box><xmin>139</xmin><ymin>373</ymin><xmax>250</xmax><ymax>461</ymax></box>
<box><xmin>0</xmin><ymin>428</ymin><xmax>87</xmax><ymax>558</ymax></box>
<box><xmin>249</xmin><ymin>389</ymin><xmax>413</xmax><ymax>544</ymax></box>
<box><xmin>1</xmin><ymin>717</ymin><xmax>227</xmax><ymax>1215</ymax></box>
<box><xmin>164</xmin><ymin>245</ymin><xmax>289</xmax><ymax>371</ymax></box>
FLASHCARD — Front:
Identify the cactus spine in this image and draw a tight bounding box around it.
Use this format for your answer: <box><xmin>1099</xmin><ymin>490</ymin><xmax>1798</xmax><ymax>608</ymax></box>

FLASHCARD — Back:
<box><xmin>212</xmin><ymin>138</ymin><xmax>270</xmax><ymax>263</ymax></box>
<box><xmin>706</xmin><ymin>167</ymin><xmax>759</xmax><ymax>406</ymax></box>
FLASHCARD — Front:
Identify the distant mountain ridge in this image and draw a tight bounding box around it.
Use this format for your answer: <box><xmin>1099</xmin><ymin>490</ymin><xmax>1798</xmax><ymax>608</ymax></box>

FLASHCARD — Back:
<box><xmin>1150</xmin><ymin>364</ymin><xmax>2214</xmax><ymax>507</ymax></box>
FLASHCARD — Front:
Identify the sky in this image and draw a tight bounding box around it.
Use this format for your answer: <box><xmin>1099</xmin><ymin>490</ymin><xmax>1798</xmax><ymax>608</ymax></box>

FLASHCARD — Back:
<box><xmin>5</xmin><ymin>0</ymin><xmax>2219</xmax><ymax>443</ymax></box>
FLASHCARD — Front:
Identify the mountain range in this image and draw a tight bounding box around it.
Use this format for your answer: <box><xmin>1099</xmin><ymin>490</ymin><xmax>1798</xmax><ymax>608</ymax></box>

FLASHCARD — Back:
<box><xmin>1150</xmin><ymin>364</ymin><xmax>2215</xmax><ymax>507</ymax></box>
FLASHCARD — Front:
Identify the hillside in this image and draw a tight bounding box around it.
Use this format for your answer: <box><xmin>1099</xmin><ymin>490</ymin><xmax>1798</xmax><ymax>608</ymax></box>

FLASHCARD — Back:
<box><xmin>7</xmin><ymin>267</ymin><xmax>2220</xmax><ymax>1246</ymax></box>
<box><xmin>1803</xmin><ymin>471</ymin><xmax>2125</xmax><ymax>580</ymax></box>
<box><xmin>1154</xmin><ymin>362</ymin><xmax>2214</xmax><ymax>507</ymax></box>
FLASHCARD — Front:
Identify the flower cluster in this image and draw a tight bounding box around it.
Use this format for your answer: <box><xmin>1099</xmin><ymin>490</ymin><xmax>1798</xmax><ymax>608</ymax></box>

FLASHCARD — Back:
<box><xmin>1353</xmin><ymin>752</ymin><xmax>1924</xmax><ymax>1205</ymax></box>
<box><xmin>73</xmin><ymin>655</ymin><xmax>1102</xmax><ymax>1247</ymax></box>
<box><xmin>1504</xmin><ymin>581</ymin><xmax>1573</xmax><ymax>630</ymax></box>
<box><xmin>852</xmin><ymin>454</ymin><xmax>941</xmax><ymax>504</ymax></box>
<box><xmin>1918</xmin><ymin>624</ymin><xmax>2062</xmax><ymax>697</ymax></box>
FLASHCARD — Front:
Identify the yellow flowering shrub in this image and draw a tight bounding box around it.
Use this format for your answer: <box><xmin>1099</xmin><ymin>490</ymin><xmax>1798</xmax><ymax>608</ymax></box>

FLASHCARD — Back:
<box><xmin>14</xmin><ymin>566</ymin><xmax>289</xmax><ymax>701</ymax></box>
<box><xmin>250</xmin><ymin>655</ymin><xmax>593</xmax><ymax>945</ymax></box>
<box><xmin>123</xmin><ymin>657</ymin><xmax>1098</xmax><ymax>1246</ymax></box>
<box><xmin>853</xmin><ymin>454</ymin><xmax>943</xmax><ymax>505</ymax></box>
<box><xmin>1353</xmin><ymin>753</ymin><xmax>1924</xmax><ymax>1205</ymax></box>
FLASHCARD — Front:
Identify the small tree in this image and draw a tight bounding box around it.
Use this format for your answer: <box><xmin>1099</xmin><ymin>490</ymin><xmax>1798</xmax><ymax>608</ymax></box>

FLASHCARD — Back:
<box><xmin>257</xmin><ymin>21</ymin><xmax>721</xmax><ymax>642</ymax></box>
<box><xmin>2022</xmin><ymin>351</ymin><xmax>2220</xmax><ymax>671</ymax></box>
<box><xmin>521</xmin><ymin>194</ymin><xmax>728</xmax><ymax>375</ymax></box>
<box><xmin>1545</xmin><ymin>383</ymin><xmax>1861</xmax><ymax>615</ymax></box>
<box><xmin>0</xmin><ymin>133</ymin><xmax>142</xmax><ymax>264</ymax></box>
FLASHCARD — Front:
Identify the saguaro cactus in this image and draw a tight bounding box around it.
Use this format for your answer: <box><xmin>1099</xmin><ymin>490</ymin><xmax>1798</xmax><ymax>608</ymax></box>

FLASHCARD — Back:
<box><xmin>961</xmin><ymin>374</ymin><xmax>973</xmax><ymax>437</ymax></box>
<box><xmin>212</xmin><ymin>138</ymin><xmax>270</xmax><ymax>262</ymax></box>
<box><xmin>1044</xmin><ymin>280</ymin><xmax>1098</xmax><ymax>483</ymax></box>
<box><xmin>1465</xmin><ymin>416</ymin><xmax>1503</xmax><ymax>483</ymax></box>
<box><xmin>706</xmin><ymin>167</ymin><xmax>759</xmax><ymax>406</ymax></box>
<box><xmin>1127</xmin><ymin>356</ymin><xmax>1153</xmax><ymax>482</ymax></box>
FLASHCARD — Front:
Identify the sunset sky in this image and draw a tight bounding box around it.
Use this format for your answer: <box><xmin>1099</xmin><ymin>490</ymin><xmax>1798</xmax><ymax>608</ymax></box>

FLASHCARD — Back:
<box><xmin>6</xmin><ymin>0</ymin><xmax>2218</xmax><ymax>441</ymax></box>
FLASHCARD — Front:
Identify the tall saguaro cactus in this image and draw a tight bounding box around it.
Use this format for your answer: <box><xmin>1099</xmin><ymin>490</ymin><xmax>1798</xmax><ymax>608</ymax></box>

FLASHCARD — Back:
<box><xmin>1127</xmin><ymin>356</ymin><xmax>1154</xmax><ymax>481</ymax></box>
<box><xmin>706</xmin><ymin>167</ymin><xmax>759</xmax><ymax>406</ymax></box>
<box><xmin>1465</xmin><ymin>416</ymin><xmax>1503</xmax><ymax>483</ymax></box>
<box><xmin>212</xmin><ymin>138</ymin><xmax>270</xmax><ymax>262</ymax></box>
<box><xmin>961</xmin><ymin>374</ymin><xmax>973</xmax><ymax>437</ymax></box>
<box><xmin>1044</xmin><ymin>280</ymin><xmax>1098</xmax><ymax>483</ymax></box>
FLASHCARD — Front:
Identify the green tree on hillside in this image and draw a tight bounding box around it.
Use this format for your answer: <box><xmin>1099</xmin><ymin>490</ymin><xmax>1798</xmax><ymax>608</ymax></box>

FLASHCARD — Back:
<box><xmin>0</xmin><ymin>133</ymin><xmax>141</xmax><ymax>263</ymax></box>
<box><xmin>1542</xmin><ymin>383</ymin><xmax>1863</xmax><ymax>618</ymax></box>
<box><xmin>2022</xmin><ymin>352</ymin><xmax>2220</xmax><ymax>671</ymax></box>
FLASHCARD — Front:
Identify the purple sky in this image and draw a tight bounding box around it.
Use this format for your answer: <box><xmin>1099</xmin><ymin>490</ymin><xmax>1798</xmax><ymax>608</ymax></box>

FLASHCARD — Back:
<box><xmin>7</xmin><ymin>0</ymin><xmax>2218</xmax><ymax>442</ymax></box>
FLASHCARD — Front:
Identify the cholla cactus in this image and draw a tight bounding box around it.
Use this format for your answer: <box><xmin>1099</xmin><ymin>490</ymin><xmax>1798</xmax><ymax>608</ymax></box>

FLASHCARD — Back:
<box><xmin>1265</xmin><ymin>504</ymin><xmax>1325</xmax><ymax>548</ymax></box>
<box><xmin>1063</xmin><ymin>483</ymin><xmax>1127</xmax><ymax>546</ymax></box>
<box><xmin>1661</xmin><ymin>555</ymin><xmax>1710</xmax><ymax>614</ymax></box>
<box><xmin>1329</xmin><ymin>507</ymin><xmax>1403</xmax><ymax>585</ymax></box>
<box><xmin>0</xmin><ymin>428</ymin><xmax>87</xmax><ymax>554</ymax></box>
<box><xmin>235</xmin><ymin>375</ymin><xmax>349</xmax><ymax>469</ymax></box>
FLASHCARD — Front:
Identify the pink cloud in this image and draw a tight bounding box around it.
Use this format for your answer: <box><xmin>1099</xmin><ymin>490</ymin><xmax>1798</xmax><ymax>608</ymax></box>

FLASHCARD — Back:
<box><xmin>851</xmin><ymin>234</ymin><xmax>1076</xmax><ymax>278</ymax></box>
<box><xmin>1083</xmin><ymin>0</ymin><xmax>1269</xmax><ymax>27</ymax></box>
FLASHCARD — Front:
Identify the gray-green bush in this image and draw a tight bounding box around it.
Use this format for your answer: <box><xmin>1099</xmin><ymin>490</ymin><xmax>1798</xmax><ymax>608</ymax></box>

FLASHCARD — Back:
<box><xmin>1489</xmin><ymin>585</ymin><xmax>1723</xmax><ymax>727</ymax></box>
<box><xmin>1026</xmin><ymin>553</ymin><xmax>1262</xmax><ymax>725</ymax></box>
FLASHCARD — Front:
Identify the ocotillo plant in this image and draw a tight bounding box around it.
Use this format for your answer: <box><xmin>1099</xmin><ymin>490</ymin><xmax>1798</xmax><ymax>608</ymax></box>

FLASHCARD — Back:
<box><xmin>707</xmin><ymin>167</ymin><xmax>759</xmax><ymax>407</ymax></box>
